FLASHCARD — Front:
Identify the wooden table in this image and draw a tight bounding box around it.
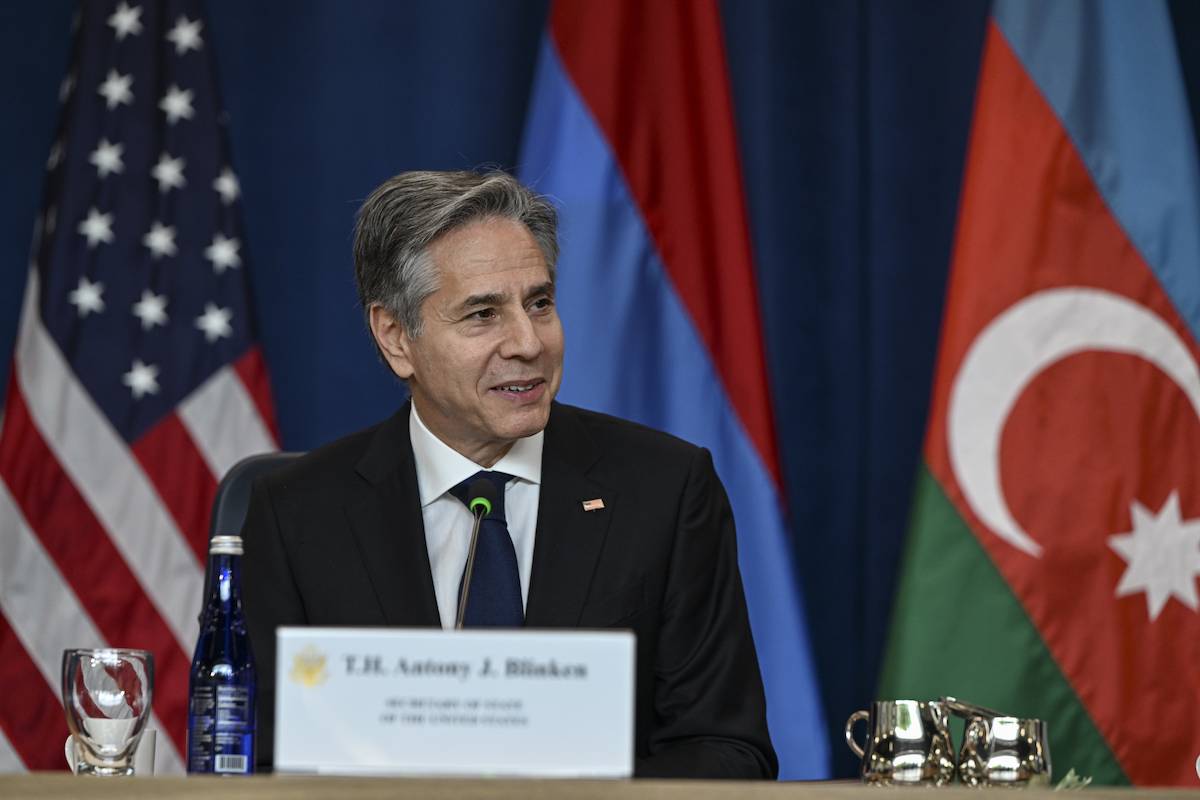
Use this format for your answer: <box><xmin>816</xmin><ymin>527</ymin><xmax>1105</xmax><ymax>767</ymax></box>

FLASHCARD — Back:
<box><xmin>2</xmin><ymin>775</ymin><xmax>1199</xmax><ymax>800</ymax></box>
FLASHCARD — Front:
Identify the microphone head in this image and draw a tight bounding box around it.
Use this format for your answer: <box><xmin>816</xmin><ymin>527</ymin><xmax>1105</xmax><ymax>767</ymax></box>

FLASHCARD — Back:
<box><xmin>467</xmin><ymin>477</ymin><xmax>498</xmax><ymax>517</ymax></box>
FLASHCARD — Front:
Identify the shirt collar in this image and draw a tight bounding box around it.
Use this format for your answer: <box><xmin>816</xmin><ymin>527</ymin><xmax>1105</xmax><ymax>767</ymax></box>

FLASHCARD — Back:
<box><xmin>409</xmin><ymin>403</ymin><xmax>544</xmax><ymax>508</ymax></box>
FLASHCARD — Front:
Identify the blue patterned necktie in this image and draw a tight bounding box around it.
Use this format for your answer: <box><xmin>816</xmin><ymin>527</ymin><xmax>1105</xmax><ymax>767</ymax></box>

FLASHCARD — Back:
<box><xmin>449</xmin><ymin>470</ymin><xmax>523</xmax><ymax>626</ymax></box>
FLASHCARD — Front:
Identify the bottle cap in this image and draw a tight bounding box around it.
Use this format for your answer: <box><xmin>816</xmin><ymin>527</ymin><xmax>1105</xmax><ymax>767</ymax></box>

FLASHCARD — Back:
<box><xmin>209</xmin><ymin>535</ymin><xmax>244</xmax><ymax>555</ymax></box>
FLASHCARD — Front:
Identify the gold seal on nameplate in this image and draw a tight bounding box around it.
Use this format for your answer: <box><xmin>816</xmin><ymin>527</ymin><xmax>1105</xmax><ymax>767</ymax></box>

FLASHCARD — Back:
<box><xmin>289</xmin><ymin>645</ymin><xmax>328</xmax><ymax>687</ymax></box>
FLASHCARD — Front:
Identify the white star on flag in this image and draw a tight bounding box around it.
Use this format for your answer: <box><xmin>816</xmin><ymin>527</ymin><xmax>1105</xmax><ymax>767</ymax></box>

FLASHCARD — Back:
<box><xmin>67</xmin><ymin>276</ymin><xmax>105</xmax><ymax>317</ymax></box>
<box><xmin>131</xmin><ymin>290</ymin><xmax>168</xmax><ymax>330</ymax></box>
<box><xmin>88</xmin><ymin>138</ymin><xmax>125</xmax><ymax>179</ymax></box>
<box><xmin>142</xmin><ymin>221</ymin><xmax>178</xmax><ymax>259</ymax></box>
<box><xmin>151</xmin><ymin>153</ymin><xmax>186</xmax><ymax>193</ymax></box>
<box><xmin>107</xmin><ymin>2</ymin><xmax>143</xmax><ymax>40</ymax></box>
<box><xmin>1108</xmin><ymin>491</ymin><xmax>1200</xmax><ymax>621</ymax></box>
<box><xmin>77</xmin><ymin>207</ymin><xmax>114</xmax><ymax>248</ymax></box>
<box><xmin>195</xmin><ymin>303</ymin><xmax>233</xmax><ymax>342</ymax></box>
<box><xmin>97</xmin><ymin>69</ymin><xmax>134</xmax><ymax>110</ymax></box>
<box><xmin>213</xmin><ymin>167</ymin><xmax>240</xmax><ymax>205</ymax></box>
<box><xmin>122</xmin><ymin>359</ymin><xmax>160</xmax><ymax>399</ymax></box>
<box><xmin>44</xmin><ymin>206</ymin><xmax>57</xmax><ymax>235</ymax></box>
<box><xmin>204</xmin><ymin>233</ymin><xmax>242</xmax><ymax>273</ymax></box>
<box><xmin>166</xmin><ymin>15</ymin><xmax>203</xmax><ymax>54</ymax></box>
<box><xmin>159</xmin><ymin>84</ymin><xmax>194</xmax><ymax>125</ymax></box>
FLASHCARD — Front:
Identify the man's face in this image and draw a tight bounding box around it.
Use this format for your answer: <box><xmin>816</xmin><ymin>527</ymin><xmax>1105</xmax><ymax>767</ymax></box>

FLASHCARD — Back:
<box><xmin>375</xmin><ymin>217</ymin><xmax>564</xmax><ymax>466</ymax></box>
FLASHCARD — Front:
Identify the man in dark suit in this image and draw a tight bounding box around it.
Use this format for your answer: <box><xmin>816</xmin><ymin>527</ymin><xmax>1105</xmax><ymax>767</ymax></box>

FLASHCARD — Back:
<box><xmin>241</xmin><ymin>170</ymin><xmax>777</xmax><ymax>778</ymax></box>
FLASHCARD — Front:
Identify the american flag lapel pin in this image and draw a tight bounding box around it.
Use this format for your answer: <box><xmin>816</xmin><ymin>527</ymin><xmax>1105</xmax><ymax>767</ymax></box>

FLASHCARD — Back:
<box><xmin>582</xmin><ymin>498</ymin><xmax>605</xmax><ymax>512</ymax></box>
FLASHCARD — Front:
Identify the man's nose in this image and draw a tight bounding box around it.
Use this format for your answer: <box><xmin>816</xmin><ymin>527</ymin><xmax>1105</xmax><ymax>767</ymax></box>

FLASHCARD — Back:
<box><xmin>499</xmin><ymin>311</ymin><xmax>544</xmax><ymax>359</ymax></box>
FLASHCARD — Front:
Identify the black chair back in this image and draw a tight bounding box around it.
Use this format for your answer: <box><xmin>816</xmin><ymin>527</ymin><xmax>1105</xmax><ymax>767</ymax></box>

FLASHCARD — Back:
<box><xmin>208</xmin><ymin>451</ymin><xmax>303</xmax><ymax>541</ymax></box>
<box><xmin>197</xmin><ymin>452</ymin><xmax>302</xmax><ymax>629</ymax></box>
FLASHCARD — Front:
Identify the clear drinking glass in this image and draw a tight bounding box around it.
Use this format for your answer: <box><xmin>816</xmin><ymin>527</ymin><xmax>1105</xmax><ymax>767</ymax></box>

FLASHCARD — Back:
<box><xmin>61</xmin><ymin>648</ymin><xmax>154</xmax><ymax>775</ymax></box>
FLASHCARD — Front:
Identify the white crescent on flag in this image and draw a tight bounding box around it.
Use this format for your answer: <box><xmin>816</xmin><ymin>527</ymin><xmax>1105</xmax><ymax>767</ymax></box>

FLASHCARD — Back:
<box><xmin>947</xmin><ymin>286</ymin><xmax>1200</xmax><ymax>557</ymax></box>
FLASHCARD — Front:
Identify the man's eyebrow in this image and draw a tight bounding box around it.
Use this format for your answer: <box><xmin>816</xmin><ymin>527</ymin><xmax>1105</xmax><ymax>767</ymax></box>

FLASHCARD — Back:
<box><xmin>456</xmin><ymin>291</ymin><xmax>506</xmax><ymax>312</ymax></box>
<box><xmin>456</xmin><ymin>282</ymin><xmax>555</xmax><ymax>312</ymax></box>
<box><xmin>525</xmin><ymin>281</ymin><xmax>555</xmax><ymax>300</ymax></box>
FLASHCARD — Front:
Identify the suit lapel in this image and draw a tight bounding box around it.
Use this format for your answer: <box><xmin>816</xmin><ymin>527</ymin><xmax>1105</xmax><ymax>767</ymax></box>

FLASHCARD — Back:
<box><xmin>345</xmin><ymin>403</ymin><xmax>441</xmax><ymax>627</ymax></box>
<box><xmin>525</xmin><ymin>405</ymin><xmax>616</xmax><ymax>627</ymax></box>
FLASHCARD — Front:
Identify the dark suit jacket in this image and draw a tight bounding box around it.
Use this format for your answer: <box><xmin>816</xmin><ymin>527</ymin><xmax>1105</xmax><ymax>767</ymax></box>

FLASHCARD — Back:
<box><xmin>241</xmin><ymin>402</ymin><xmax>777</xmax><ymax>778</ymax></box>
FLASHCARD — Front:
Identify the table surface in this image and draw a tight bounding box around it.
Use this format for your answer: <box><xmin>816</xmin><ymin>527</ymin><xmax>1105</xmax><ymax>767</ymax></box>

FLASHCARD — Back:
<box><xmin>3</xmin><ymin>774</ymin><xmax>1200</xmax><ymax>800</ymax></box>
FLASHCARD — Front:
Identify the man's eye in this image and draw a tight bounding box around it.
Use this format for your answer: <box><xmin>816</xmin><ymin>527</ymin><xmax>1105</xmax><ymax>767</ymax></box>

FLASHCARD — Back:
<box><xmin>469</xmin><ymin>308</ymin><xmax>496</xmax><ymax>321</ymax></box>
<box><xmin>530</xmin><ymin>297</ymin><xmax>554</xmax><ymax>312</ymax></box>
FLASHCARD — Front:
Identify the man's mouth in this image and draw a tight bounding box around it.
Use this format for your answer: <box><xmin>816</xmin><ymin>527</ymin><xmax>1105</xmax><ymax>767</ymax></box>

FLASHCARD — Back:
<box><xmin>490</xmin><ymin>378</ymin><xmax>545</xmax><ymax>396</ymax></box>
<box><xmin>497</xmin><ymin>383</ymin><xmax>535</xmax><ymax>393</ymax></box>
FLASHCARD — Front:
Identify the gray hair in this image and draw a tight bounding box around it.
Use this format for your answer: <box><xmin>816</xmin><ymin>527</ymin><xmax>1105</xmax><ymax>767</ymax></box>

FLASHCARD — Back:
<box><xmin>353</xmin><ymin>170</ymin><xmax>559</xmax><ymax>338</ymax></box>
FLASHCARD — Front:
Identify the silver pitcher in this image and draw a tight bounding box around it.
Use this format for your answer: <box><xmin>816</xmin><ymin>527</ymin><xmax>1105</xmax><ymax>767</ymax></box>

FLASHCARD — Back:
<box><xmin>845</xmin><ymin>700</ymin><xmax>956</xmax><ymax>785</ymax></box>
<box><xmin>958</xmin><ymin>715</ymin><xmax>1051</xmax><ymax>787</ymax></box>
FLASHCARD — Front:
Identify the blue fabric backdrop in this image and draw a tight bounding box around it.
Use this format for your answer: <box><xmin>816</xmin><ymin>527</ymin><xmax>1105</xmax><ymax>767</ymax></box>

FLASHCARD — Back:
<box><xmin>3</xmin><ymin>0</ymin><xmax>1199</xmax><ymax>777</ymax></box>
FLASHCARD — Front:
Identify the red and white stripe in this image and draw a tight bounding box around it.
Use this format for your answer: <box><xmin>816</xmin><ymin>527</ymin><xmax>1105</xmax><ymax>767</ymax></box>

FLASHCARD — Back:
<box><xmin>0</xmin><ymin>723</ymin><xmax>20</xmax><ymax>772</ymax></box>
<box><xmin>0</xmin><ymin>269</ymin><xmax>278</xmax><ymax>772</ymax></box>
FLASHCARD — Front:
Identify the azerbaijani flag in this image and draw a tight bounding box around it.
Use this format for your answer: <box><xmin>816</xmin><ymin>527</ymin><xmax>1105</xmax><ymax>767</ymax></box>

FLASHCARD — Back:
<box><xmin>518</xmin><ymin>0</ymin><xmax>829</xmax><ymax>780</ymax></box>
<box><xmin>881</xmin><ymin>0</ymin><xmax>1200</xmax><ymax>785</ymax></box>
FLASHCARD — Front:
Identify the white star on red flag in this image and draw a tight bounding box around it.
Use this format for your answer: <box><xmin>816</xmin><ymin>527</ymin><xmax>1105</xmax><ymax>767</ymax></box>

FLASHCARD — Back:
<box><xmin>1109</xmin><ymin>492</ymin><xmax>1200</xmax><ymax>620</ymax></box>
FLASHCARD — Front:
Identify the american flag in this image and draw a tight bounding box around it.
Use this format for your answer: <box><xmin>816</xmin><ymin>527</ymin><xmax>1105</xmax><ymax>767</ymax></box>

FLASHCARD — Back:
<box><xmin>0</xmin><ymin>1</ymin><xmax>277</xmax><ymax>772</ymax></box>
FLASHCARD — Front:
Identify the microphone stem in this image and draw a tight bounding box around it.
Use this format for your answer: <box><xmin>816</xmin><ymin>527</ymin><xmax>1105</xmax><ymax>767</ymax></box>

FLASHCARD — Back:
<box><xmin>455</xmin><ymin>508</ymin><xmax>487</xmax><ymax>629</ymax></box>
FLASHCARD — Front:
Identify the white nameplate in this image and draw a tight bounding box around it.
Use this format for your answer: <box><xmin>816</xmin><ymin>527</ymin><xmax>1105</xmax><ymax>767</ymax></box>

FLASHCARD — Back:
<box><xmin>274</xmin><ymin>627</ymin><xmax>635</xmax><ymax>777</ymax></box>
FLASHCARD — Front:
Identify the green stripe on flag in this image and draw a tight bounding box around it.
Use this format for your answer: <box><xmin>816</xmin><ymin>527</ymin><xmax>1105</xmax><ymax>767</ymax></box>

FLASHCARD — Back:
<box><xmin>878</xmin><ymin>464</ymin><xmax>1128</xmax><ymax>785</ymax></box>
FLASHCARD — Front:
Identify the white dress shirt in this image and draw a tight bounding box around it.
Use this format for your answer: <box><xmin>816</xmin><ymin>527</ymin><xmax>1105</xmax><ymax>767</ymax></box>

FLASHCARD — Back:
<box><xmin>409</xmin><ymin>404</ymin><xmax>543</xmax><ymax>629</ymax></box>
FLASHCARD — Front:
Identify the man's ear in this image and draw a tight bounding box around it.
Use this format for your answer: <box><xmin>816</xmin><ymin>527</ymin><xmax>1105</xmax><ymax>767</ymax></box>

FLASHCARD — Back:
<box><xmin>368</xmin><ymin>304</ymin><xmax>416</xmax><ymax>380</ymax></box>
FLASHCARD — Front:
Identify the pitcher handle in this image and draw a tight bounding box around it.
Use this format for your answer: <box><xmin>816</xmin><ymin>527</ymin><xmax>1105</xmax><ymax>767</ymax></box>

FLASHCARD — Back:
<box><xmin>845</xmin><ymin>710</ymin><xmax>869</xmax><ymax>759</ymax></box>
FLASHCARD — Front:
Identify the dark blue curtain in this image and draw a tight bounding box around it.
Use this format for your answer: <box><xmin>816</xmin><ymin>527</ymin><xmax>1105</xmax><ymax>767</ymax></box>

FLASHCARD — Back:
<box><xmin>721</xmin><ymin>1</ymin><xmax>989</xmax><ymax>774</ymax></box>
<box><xmin>2</xmin><ymin>0</ymin><xmax>1199</xmax><ymax>777</ymax></box>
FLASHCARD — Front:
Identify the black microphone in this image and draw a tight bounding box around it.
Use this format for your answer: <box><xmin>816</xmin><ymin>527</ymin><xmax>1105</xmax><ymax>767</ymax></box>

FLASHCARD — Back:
<box><xmin>455</xmin><ymin>477</ymin><xmax>499</xmax><ymax>629</ymax></box>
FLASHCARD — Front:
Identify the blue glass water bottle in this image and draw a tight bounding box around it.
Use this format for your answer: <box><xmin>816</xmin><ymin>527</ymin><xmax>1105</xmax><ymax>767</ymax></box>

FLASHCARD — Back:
<box><xmin>187</xmin><ymin>534</ymin><xmax>256</xmax><ymax>774</ymax></box>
